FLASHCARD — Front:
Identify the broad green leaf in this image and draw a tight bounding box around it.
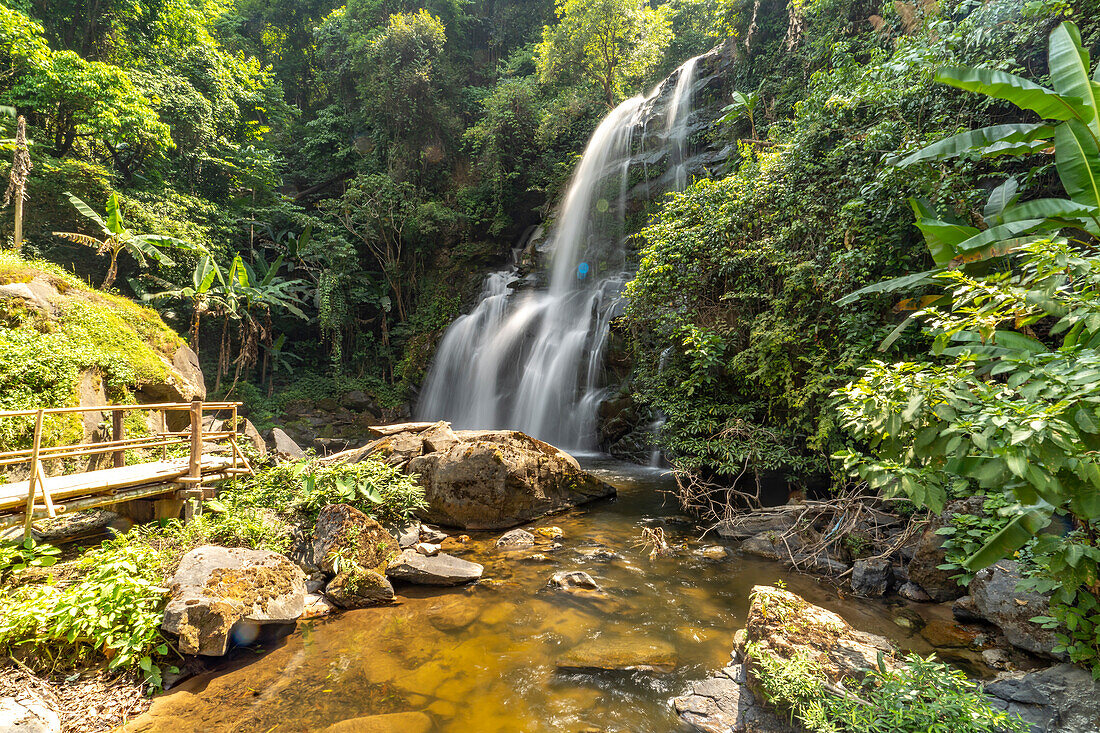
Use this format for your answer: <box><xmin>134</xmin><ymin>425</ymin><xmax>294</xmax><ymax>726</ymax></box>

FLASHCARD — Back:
<box><xmin>63</xmin><ymin>192</ymin><xmax>109</xmax><ymax>234</ymax></box>
<box><xmin>1054</xmin><ymin>119</ymin><xmax>1100</xmax><ymax>207</ymax></box>
<box><xmin>936</xmin><ymin>66</ymin><xmax>1087</xmax><ymax>123</ymax></box>
<box><xmin>1002</xmin><ymin>197</ymin><xmax>1099</xmax><ymax>224</ymax></box>
<box><xmin>991</xmin><ymin>330</ymin><xmax>1049</xmax><ymax>354</ymax></box>
<box><xmin>1048</xmin><ymin>22</ymin><xmax>1098</xmax><ymax>134</ymax></box>
<box><xmin>963</xmin><ymin>506</ymin><xmax>1053</xmax><ymax>571</ymax></box>
<box><xmin>949</xmin><ymin>219</ymin><xmax>1046</xmax><ymax>259</ymax></box>
<box><xmin>984</xmin><ymin>178</ymin><xmax>1019</xmax><ymax>222</ymax></box>
<box><xmin>914</xmin><ymin>218</ymin><xmax>981</xmax><ymax>265</ymax></box>
<box><xmin>894</xmin><ymin>123</ymin><xmax>1054</xmax><ymax>166</ymax></box>
<box><xmin>105</xmin><ymin>193</ymin><xmax>125</xmax><ymax>234</ymax></box>
<box><xmin>836</xmin><ymin>269</ymin><xmax>938</xmax><ymax>305</ymax></box>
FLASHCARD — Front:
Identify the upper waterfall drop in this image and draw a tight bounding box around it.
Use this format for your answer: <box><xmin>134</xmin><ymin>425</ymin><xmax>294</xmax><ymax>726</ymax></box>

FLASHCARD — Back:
<box><xmin>417</xmin><ymin>56</ymin><xmax>704</xmax><ymax>451</ymax></box>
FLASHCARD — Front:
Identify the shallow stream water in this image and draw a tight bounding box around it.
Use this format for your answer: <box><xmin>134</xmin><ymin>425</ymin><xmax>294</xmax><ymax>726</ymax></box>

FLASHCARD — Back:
<box><xmin>131</xmin><ymin>458</ymin><xmax>979</xmax><ymax>733</ymax></box>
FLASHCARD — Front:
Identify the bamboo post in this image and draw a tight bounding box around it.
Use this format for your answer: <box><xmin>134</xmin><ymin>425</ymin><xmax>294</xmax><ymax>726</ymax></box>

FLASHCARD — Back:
<box><xmin>112</xmin><ymin>409</ymin><xmax>125</xmax><ymax>468</ymax></box>
<box><xmin>160</xmin><ymin>410</ymin><xmax>168</xmax><ymax>460</ymax></box>
<box><xmin>22</xmin><ymin>409</ymin><xmax>43</xmax><ymax>539</ymax></box>
<box><xmin>230</xmin><ymin>404</ymin><xmax>238</xmax><ymax>474</ymax></box>
<box><xmin>186</xmin><ymin>398</ymin><xmax>202</xmax><ymax>521</ymax></box>
<box><xmin>188</xmin><ymin>399</ymin><xmax>202</xmax><ymax>481</ymax></box>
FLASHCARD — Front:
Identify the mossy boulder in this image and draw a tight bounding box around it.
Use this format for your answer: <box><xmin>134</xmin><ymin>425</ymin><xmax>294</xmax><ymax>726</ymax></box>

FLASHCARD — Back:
<box><xmin>334</xmin><ymin>422</ymin><xmax>616</xmax><ymax>530</ymax></box>
<box><xmin>0</xmin><ymin>252</ymin><xmax>203</xmax><ymax>450</ymax></box>
<box><xmin>162</xmin><ymin>546</ymin><xmax>306</xmax><ymax>656</ymax></box>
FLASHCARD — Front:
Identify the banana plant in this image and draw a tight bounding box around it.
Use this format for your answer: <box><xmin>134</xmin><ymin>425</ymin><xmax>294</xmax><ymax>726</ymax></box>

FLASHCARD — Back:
<box><xmin>718</xmin><ymin>90</ymin><xmax>760</xmax><ymax>140</ymax></box>
<box><xmin>897</xmin><ymin>21</ymin><xmax>1100</xmax><ymax>237</ymax></box>
<box><xmin>53</xmin><ymin>192</ymin><xmax>201</xmax><ymax>288</ymax></box>
<box><xmin>841</xmin><ymin>22</ymin><xmax>1100</xmax><ymax>322</ymax></box>
<box><xmin>138</xmin><ymin>254</ymin><xmax>226</xmax><ymax>354</ymax></box>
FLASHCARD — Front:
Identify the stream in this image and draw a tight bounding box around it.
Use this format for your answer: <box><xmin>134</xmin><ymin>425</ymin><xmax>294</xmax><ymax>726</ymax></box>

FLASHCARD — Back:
<box><xmin>134</xmin><ymin>459</ymin><xmax>981</xmax><ymax>733</ymax></box>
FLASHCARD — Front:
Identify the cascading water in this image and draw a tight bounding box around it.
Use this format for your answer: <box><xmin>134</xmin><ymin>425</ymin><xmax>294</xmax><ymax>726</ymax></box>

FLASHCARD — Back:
<box><xmin>418</xmin><ymin>56</ymin><xmax>703</xmax><ymax>450</ymax></box>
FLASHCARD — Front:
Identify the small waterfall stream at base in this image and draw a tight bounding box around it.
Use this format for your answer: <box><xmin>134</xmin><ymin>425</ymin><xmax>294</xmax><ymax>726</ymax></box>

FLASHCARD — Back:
<box><xmin>417</xmin><ymin>57</ymin><xmax>703</xmax><ymax>451</ymax></box>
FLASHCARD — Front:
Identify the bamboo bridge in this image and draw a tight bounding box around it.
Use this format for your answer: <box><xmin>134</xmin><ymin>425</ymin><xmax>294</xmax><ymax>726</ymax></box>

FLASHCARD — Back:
<box><xmin>0</xmin><ymin>400</ymin><xmax>253</xmax><ymax>538</ymax></box>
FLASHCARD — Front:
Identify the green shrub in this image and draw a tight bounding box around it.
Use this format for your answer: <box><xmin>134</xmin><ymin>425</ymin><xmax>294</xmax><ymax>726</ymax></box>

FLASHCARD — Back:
<box><xmin>0</xmin><ymin>543</ymin><xmax>173</xmax><ymax>688</ymax></box>
<box><xmin>748</xmin><ymin>645</ymin><xmax>1030</xmax><ymax>733</ymax></box>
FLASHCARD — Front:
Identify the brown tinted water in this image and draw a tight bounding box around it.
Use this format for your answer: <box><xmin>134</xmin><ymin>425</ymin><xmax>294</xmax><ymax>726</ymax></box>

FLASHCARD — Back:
<box><xmin>128</xmin><ymin>458</ymin><xmax>977</xmax><ymax>733</ymax></box>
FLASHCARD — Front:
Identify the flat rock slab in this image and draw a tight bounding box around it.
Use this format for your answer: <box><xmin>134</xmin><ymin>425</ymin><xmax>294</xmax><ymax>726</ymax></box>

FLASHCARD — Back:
<box><xmin>556</xmin><ymin>638</ymin><xmax>678</xmax><ymax>673</ymax></box>
<box><xmin>386</xmin><ymin>549</ymin><xmax>483</xmax><ymax>585</ymax></box>
<box><xmin>970</xmin><ymin>560</ymin><xmax>1061</xmax><ymax>658</ymax></box>
<box><xmin>323</xmin><ymin>711</ymin><xmax>433</xmax><ymax>733</ymax></box>
<box><xmin>0</xmin><ymin>696</ymin><xmax>60</xmax><ymax>733</ymax></box>
<box><xmin>674</xmin><ymin>662</ymin><xmax>796</xmax><ymax>733</ymax></box>
<box><xmin>162</xmin><ymin>546</ymin><xmax>305</xmax><ymax>655</ymax></box>
<box><xmin>986</xmin><ymin>663</ymin><xmax>1100</xmax><ymax>733</ymax></box>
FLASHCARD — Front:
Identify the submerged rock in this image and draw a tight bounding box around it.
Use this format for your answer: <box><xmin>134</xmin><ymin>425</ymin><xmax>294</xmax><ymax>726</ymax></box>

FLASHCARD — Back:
<box><xmin>496</xmin><ymin>528</ymin><xmax>536</xmax><ymax>549</ymax></box>
<box><xmin>969</xmin><ymin>560</ymin><xmax>1061</xmax><ymax>658</ymax></box>
<box><xmin>556</xmin><ymin>638</ymin><xmax>678</xmax><ymax>673</ymax></box>
<box><xmin>386</xmin><ymin>549</ymin><xmax>483</xmax><ymax>585</ymax></box>
<box><xmin>331</xmin><ymin>423</ymin><xmax>616</xmax><ymax>529</ymax></box>
<box><xmin>694</xmin><ymin>546</ymin><xmax>729</xmax><ymax>560</ymax></box>
<box><xmin>547</xmin><ymin>570</ymin><xmax>601</xmax><ymax>592</ymax></box>
<box><xmin>162</xmin><ymin>546</ymin><xmax>305</xmax><ymax>656</ymax></box>
<box><xmin>322</xmin><ymin>711</ymin><xmax>433</xmax><ymax>733</ymax></box>
<box><xmin>898</xmin><ymin>581</ymin><xmax>932</xmax><ymax>602</ymax></box>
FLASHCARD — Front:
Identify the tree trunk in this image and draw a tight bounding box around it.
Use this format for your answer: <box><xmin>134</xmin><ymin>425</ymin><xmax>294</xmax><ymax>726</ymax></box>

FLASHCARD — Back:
<box><xmin>101</xmin><ymin>251</ymin><xmax>118</xmax><ymax>289</ymax></box>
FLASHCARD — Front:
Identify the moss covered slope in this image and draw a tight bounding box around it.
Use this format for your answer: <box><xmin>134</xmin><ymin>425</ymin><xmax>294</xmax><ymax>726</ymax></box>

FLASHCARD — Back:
<box><xmin>0</xmin><ymin>251</ymin><xmax>203</xmax><ymax>449</ymax></box>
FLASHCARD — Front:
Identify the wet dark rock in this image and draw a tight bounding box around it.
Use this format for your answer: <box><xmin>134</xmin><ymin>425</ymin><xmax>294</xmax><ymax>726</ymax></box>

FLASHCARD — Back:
<box><xmin>953</xmin><ymin>594</ymin><xmax>983</xmax><ymax>623</ymax></box>
<box><xmin>851</xmin><ymin>558</ymin><xmax>893</xmax><ymax>597</ymax></box>
<box><xmin>986</xmin><ymin>663</ymin><xmax>1100</xmax><ymax>733</ymax></box>
<box><xmin>556</xmin><ymin>637</ymin><xmax>678</xmax><ymax>673</ymax></box>
<box><xmin>740</xmin><ymin>533</ymin><xmax>801</xmax><ymax>561</ymax></box>
<box><xmin>162</xmin><ymin>546</ymin><xmax>305</xmax><ymax>656</ymax></box>
<box><xmin>790</xmin><ymin>551</ymin><xmax>848</xmax><ymax>576</ymax></box>
<box><xmin>386</xmin><ymin>549</ymin><xmax>483</xmax><ymax>585</ymax></box>
<box><xmin>715</xmin><ymin>510</ymin><xmax>799</xmax><ymax>540</ymax></box>
<box><xmin>547</xmin><ymin>570</ymin><xmax>601</xmax><ymax>592</ymax></box>
<box><xmin>970</xmin><ymin>560</ymin><xmax>1061</xmax><ymax>658</ymax></box>
<box><xmin>919</xmin><ymin>619</ymin><xmax>981</xmax><ymax>649</ymax></box>
<box><xmin>674</xmin><ymin>661</ymin><xmax>797</xmax><ymax>733</ymax></box>
<box><xmin>420</xmin><ymin>524</ymin><xmax>449</xmax><ymax>543</ymax></box>
<box><xmin>496</xmin><ymin>528</ymin><xmax>536</xmax><ymax>549</ymax></box>
<box><xmin>313</xmin><ymin>504</ymin><xmax>399</xmax><ymax>575</ymax></box>
<box><xmin>898</xmin><ymin>581</ymin><xmax>932</xmax><ymax>602</ymax></box>
<box><xmin>576</xmin><ymin>547</ymin><xmax>622</xmax><ymax>562</ymax></box>
<box><xmin>323</xmin><ymin>711</ymin><xmax>432</xmax><ymax>733</ymax></box>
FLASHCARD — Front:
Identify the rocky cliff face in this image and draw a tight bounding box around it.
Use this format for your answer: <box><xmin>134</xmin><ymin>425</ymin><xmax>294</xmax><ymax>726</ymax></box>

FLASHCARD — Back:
<box><xmin>0</xmin><ymin>252</ymin><xmax>205</xmax><ymax>453</ymax></box>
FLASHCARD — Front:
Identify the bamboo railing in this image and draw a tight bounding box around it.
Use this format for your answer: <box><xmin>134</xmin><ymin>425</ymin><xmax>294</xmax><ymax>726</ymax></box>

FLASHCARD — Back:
<box><xmin>0</xmin><ymin>399</ymin><xmax>253</xmax><ymax>537</ymax></box>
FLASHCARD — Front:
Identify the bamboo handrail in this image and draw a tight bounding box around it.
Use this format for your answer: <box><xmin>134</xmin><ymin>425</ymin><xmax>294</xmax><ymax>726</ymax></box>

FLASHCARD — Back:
<box><xmin>0</xmin><ymin>401</ymin><xmax>241</xmax><ymax>418</ymax></box>
<box><xmin>1</xmin><ymin>400</ymin><xmax>249</xmax><ymax>538</ymax></box>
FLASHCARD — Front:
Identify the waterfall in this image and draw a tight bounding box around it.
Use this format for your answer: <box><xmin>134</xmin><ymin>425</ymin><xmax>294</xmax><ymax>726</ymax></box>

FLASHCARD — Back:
<box><xmin>666</xmin><ymin>55</ymin><xmax>700</xmax><ymax>190</ymax></box>
<box><xmin>417</xmin><ymin>56</ymin><xmax>703</xmax><ymax>451</ymax></box>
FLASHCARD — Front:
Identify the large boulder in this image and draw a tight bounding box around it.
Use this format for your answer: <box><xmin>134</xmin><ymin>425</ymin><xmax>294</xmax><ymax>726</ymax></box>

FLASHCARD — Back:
<box><xmin>313</xmin><ymin>504</ymin><xmax>400</xmax><ymax>575</ymax></box>
<box><xmin>969</xmin><ymin>560</ymin><xmax>1061</xmax><ymax>658</ymax></box>
<box><xmin>385</xmin><ymin>549</ymin><xmax>483</xmax><ymax>585</ymax></box>
<box><xmin>332</xmin><ymin>423</ymin><xmax>616</xmax><ymax>529</ymax></box>
<box><xmin>740</xmin><ymin>585</ymin><xmax>896</xmax><ymax>687</ymax></box>
<box><xmin>0</xmin><ymin>695</ymin><xmax>60</xmax><ymax>733</ymax></box>
<box><xmin>162</xmin><ymin>546</ymin><xmax>305</xmax><ymax>656</ymax></box>
<box><xmin>986</xmin><ymin>663</ymin><xmax>1100</xmax><ymax>733</ymax></box>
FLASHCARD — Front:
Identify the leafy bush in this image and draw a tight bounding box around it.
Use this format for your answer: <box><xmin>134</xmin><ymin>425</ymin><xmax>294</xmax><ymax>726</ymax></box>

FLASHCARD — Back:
<box><xmin>749</xmin><ymin>644</ymin><xmax>1030</xmax><ymax>733</ymax></box>
<box><xmin>232</xmin><ymin>456</ymin><xmax>427</xmax><ymax>525</ymax></box>
<box><xmin>0</xmin><ymin>538</ymin><xmax>60</xmax><ymax>577</ymax></box>
<box><xmin>0</xmin><ymin>544</ymin><xmax>174</xmax><ymax>688</ymax></box>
